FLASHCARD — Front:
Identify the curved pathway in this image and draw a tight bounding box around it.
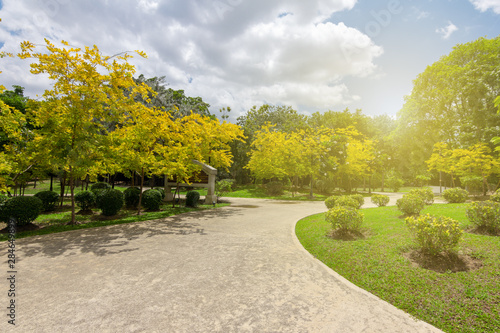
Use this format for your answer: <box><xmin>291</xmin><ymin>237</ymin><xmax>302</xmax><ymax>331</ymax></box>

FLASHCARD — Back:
<box><xmin>1</xmin><ymin>196</ymin><xmax>443</xmax><ymax>332</ymax></box>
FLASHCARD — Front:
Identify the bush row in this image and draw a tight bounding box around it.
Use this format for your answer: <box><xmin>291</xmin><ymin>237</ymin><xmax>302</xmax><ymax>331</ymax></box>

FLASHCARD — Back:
<box><xmin>325</xmin><ymin>194</ymin><xmax>364</xmax><ymax>210</ymax></box>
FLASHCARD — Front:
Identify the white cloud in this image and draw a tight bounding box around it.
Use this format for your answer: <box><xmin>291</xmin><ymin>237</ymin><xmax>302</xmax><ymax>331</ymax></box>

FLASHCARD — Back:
<box><xmin>0</xmin><ymin>0</ymin><xmax>383</xmax><ymax>118</ymax></box>
<box><xmin>411</xmin><ymin>7</ymin><xmax>430</xmax><ymax>20</ymax></box>
<box><xmin>436</xmin><ymin>21</ymin><xmax>458</xmax><ymax>39</ymax></box>
<box><xmin>469</xmin><ymin>0</ymin><xmax>500</xmax><ymax>14</ymax></box>
<box><xmin>138</xmin><ymin>0</ymin><xmax>159</xmax><ymax>14</ymax></box>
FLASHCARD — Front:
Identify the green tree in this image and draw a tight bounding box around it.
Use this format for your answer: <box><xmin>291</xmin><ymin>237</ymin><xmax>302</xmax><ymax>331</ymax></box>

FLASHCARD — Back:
<box><xmin>308</xmin><ymin>108</ymin><xmax>375</xmax><ymax>137</ymax></box>
<box><xmin>396</xmin><ymin>36</ymin><xmax>500</xmax><ymax>175</ymax></box>
<box><xmin>133</xmin><ymin>75</ymin><xmax>211</xmax><ymax>118</ymax></box>
<box><xmin>232</xmin><ymin>104</ymin><xmax>307</xmax><ymax>184</ymax></box>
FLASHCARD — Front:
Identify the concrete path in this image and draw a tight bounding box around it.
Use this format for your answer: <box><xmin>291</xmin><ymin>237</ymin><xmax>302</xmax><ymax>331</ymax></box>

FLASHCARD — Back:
<box><xmin>1</xmin><ymin>196</ymin><xmax>443</xmax><ymax>332</ymax></box>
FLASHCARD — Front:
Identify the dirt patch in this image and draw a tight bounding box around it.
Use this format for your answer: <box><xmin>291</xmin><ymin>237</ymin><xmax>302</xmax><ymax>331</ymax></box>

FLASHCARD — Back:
<box><xmin>403</xmin><ymin>250</ymin><xmax>483</xmax><ymax>273</ymax></box>
<box><xmin>91</xmin><ymin>213</ymin><xmax>130</xmax><ymax>221</ymax></box>
<box><xmin>76</xmin><ymin>210</ymin><xmax>95</xmax><ymax>216</ymax></box>
<box><xmin>0</xmin><ymin>223</ymin><xmax>40</xmax><ymax>233</ymax></box>
<box><xmin>465</xmin><ymin>226</ymin><xmax>500</xmax><ymax>237</ymax></box>
<box><xmin>327</xmin><ymin>229</ymin><xmax>368</xmax><ymax>241</ymax></box>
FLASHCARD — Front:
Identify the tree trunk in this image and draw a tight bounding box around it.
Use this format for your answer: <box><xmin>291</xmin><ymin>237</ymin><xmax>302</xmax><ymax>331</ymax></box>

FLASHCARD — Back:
<box><xmin>482</xmin><ymin>175</ymin><xmax>491</xmax><ymax>196</ymax></box>
<box><xmin>50</xmin><ymin>174</ymin><xmax>54</xmax><ymax>192</ymax></box>
<box><xmin>69</xmin><ymin>169</ymin><xmax>76</xmax><ymax>224</ymax></box>
<box><xmin>172</xmin><ymin>182</ymin><xmax>180</xmax><ymax>208</ymax></box>
<box><xmin>137</xmin><ymin>167</ymin><xmax>145</xmax><ymax>215</ymax></box>
<box><xmin>309</xmin><ymin>174</ymin><xmax>314</xmax><ymax>199</ymax></box>
<box><xmin>60</xmin><ymin>173</ymin><xmax>67</xmax><ymax>207</ymax></box>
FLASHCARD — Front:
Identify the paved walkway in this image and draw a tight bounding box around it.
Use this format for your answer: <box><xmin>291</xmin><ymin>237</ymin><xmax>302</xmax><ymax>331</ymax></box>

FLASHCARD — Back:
<box><xmin>1</xmin><ymin>196</ymin><xmax>443</xmax><ymax>332</ymax></box>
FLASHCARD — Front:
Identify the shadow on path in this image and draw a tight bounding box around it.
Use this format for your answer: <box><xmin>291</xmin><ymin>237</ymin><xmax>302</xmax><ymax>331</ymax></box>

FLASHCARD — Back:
<box><xmin>14</xmin><ymin>207</ymin><xmax>242</xmax><ymax>259</ymax></box>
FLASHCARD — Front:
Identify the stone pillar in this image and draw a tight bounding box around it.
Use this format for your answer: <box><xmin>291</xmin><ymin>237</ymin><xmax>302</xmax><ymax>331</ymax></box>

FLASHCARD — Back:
<box><xmin>164</xmin><ymin>175</ymin><xmax>174</xmax><ymax>201</ymax></box>
<box><xmin>191</xmin><ymin>159</ymin><xmax>218</xmax><ymax>204</ymax></box>
<box><xmin>205</xmin><ymin>173</ymin><xmax>217</xmax><ymax>204</ymax></box>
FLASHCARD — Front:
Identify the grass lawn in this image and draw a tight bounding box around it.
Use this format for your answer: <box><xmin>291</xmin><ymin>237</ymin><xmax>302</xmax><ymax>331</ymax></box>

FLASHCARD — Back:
<box><xmin>368</xmin><ymin>186</ymin><xmax>423</xmax><ymax>193</ymax></box>
<box><xmin>221</xmin><ymin>184</ymin><xmax>329</xmax><ymax>201</ymax></box>
<box><xmin>296</xmin><ymin>203</ymin><xmax>500</xmax><ymax>333</ymax></box>
<box><xmin>0</xmin><ymin>200</ymin><xmax>226</xmax><ymax>242</ymax></box>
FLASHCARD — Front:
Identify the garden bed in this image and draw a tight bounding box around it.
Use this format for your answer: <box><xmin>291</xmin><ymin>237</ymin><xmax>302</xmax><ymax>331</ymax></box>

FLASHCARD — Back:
<box><xmin>296</xmin><ymin>203</ymin><xmax>500</xmax><ymax>333</ymax></box>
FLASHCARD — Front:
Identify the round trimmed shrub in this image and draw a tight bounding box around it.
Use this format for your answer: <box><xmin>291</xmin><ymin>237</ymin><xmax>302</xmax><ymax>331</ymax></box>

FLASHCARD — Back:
<box><xmin>326</xmin><ymin>206</ymin><xmax>364</xmax><ymax>232</ymax></box>
<box><xmin>325</xmin><ymin>195</ymin><xmax>360</xmax><ymax>209</ymax></box>
<box><xmin>142</xmin><ymin>189</ymin><xmax>162</xmax><ymax>211</ymax></box>
<box><xmin>124</xmin><ymin>187</ymin><xmax>141</xmax><ymax>208</ymax></box>
<box><xmin>90</xmin><ymin>182</ymin><xmax>111</xmax><ymax>194</ymax></box>
<box><xmin>349</xmin><ymin>194</ymin><xmax>364</xmax><ymax>209</ymax></box>
<box><xmin>335</xmin><ymin>195</ymin><xmax>360</xmax><ymax>209</ymax></box>
<box><xmin>325</xmin><ymin>196</ymin><xmax>337</xmax><ymax>209</ymax></box>
<box><xmin>34</xmin><ymin>190</ymin><xmax>60</xmax><ymax>211</ymax></box>
<box><xmin>74</xmin><ymin>190</ymin><xmax>95</xmax><ymax>211</ymax></box>
<box><xmin>490</xmin><ymin>190</ymin><xmax>500</xmax><ymax>203</ymax></box>
<box><xmin>266</xmin><ymin>181</ymin><xmax>284</xmax><ymax>196</ymax></box>
<box><xmin>406</xmin><ymin>214</ymin><xmax>462</xmax><ymax>255</ymax></box>
<box><xmin>396</xmin><ymin>193</ymin><xmax>425</xmax><ymax>216</ymax></box>
<box><xmin>0</xmin><ymin>196</ymin><xmax>43</xmax><ymax>226</ymax></box>
<box><xmin>371</xmin><ymin>194</ymin><xmax>390</xmax><ymax>207</ymax></box>
<box><xmin>96</xmin><ymin>189</ymin><xmax>124</xmax><ymax>216</ymax></box>
<box><xmin>409</xmin><ymin>187</ymin><xmax>434</xmax><ymax>205</ymax></box>
<box><xmin>466</xmin><ymin>201</ymin><xmax>500</xmax><ymax>232</ymax></box>
<box><xmin>442</xmin><ymin>188</ymin><xmax>469</xmax><ymax>203</ymax></box>
<box><xmin>186</xmin><ymin>190</ymin><xmax>201</xmax><ymax>208</ymax></box>
<box><xmin>155</xmin><ymin>188</ymin><xmax>166</xmax><ymax>200</ymax></box>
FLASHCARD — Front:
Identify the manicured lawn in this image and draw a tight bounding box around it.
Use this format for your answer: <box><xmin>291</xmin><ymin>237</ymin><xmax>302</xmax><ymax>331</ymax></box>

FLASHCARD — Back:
<box><xmin>0</xmin><ymin>201</ymin><xmax>226</xmax><ymax>242</ymax></box>
<box><xmin>369</xmin><ymin>186</ymin><xmax>422</xmax><ymax>193</ymax></box>
<box><xmin>296</xmin><ymin>204</ymin><xmax>500</xmax><ymax>333</ymax></box>
<box><xmin>222</xmin><ymin>185</ymin><xmax>329</xmax><ymax>201</ymax></box>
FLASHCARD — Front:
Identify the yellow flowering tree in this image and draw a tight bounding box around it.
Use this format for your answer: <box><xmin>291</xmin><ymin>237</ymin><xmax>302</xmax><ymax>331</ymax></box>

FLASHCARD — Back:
<box><xmin>426</xmin><ymin>142</ymin><xmax>459</xmax><ymax>187</ymax></box>
<box><xmin>18</xmin><ymin>39</ymin><xmax>152</xmax><ymax>223</ymax></box>
<box><xmin>246</xmin><ymin>124</ymin><xmax>335</xmax><ymax>196</ymax></box>
<box><xmin>427</xmin><ymin>142</ymin><xmax>500</xmax><ymax>194</ymax></box>
<box><xmin>0</xmin><ymin>25</ymin><xmax>31</xmax><ymax>192</ymax></box>
<box><xmin>112</xmin><ymin>108</ymin><xmax>244</xmax><ymax>213</ymax></box>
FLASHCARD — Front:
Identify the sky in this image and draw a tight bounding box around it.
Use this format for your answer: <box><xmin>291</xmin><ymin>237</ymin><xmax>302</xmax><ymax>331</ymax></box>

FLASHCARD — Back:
<box><xmin>0</xmin><ymin>0</ymin><xmax>499</xmax><ymax>122</ymax></box>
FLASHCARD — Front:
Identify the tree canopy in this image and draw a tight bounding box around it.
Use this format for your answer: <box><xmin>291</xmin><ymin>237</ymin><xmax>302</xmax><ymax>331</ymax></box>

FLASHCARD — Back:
<box><xmin>395</xmin><ymin>36</ymin><xmax>500</xmax><ymax>176</ymax></box>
